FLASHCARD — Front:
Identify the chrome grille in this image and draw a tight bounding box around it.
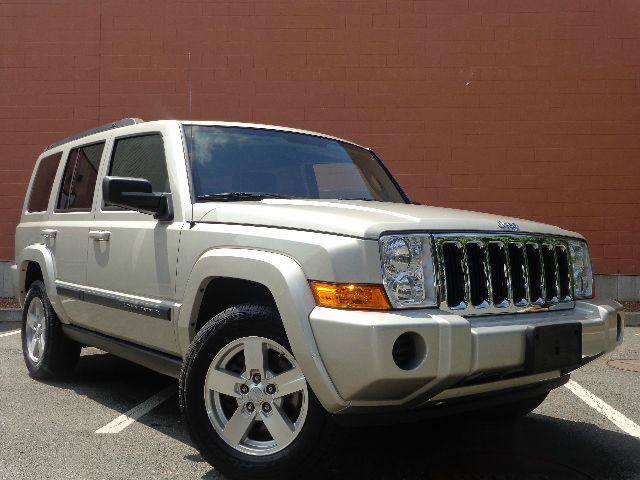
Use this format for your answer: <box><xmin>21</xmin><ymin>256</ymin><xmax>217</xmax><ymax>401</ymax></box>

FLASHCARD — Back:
<box><xmin>435</xmin><ymin>234</ymin><xmax>574</xmax><ymax>315</ymax></box>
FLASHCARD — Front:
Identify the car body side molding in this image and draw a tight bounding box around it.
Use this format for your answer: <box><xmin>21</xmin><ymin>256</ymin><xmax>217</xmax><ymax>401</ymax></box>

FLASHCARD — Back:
<box><xmin>57</xmin><ymin>285</ymin><xmax>172</xmax><ymax>321</ymax></box>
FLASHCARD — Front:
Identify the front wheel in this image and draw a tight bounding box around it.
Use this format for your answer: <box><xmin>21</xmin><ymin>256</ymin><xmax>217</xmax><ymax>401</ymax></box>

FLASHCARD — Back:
<box><xmin>179</xmin><ymin>304</ymin><xmax>336</xmax><ymax>480</ymax></box>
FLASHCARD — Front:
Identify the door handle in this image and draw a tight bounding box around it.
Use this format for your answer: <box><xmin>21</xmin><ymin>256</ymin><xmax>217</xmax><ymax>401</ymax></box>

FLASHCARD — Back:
<box><xmin>89</xmin><ymin>230</ymin><xmax>111</xmax><ymax>242</ymax></box>
<box><xmin>41</xmin><ymin>229</ymin><xmax>58</xmax><ymax>239</ymax></box>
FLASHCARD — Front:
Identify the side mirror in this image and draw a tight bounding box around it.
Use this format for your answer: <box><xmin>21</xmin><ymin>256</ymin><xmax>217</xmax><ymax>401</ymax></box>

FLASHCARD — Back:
<box><xmin>102</xmin><ymin>176</ymin><xmax>173</xmax><ymax>221</ymax></box>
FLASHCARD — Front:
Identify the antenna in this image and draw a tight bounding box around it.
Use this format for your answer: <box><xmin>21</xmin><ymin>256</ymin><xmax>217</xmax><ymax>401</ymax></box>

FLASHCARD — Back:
<box><xmin>188</xmin><ymin>51</ymin><xmax>192</xmax><ymax>117</ymax></box>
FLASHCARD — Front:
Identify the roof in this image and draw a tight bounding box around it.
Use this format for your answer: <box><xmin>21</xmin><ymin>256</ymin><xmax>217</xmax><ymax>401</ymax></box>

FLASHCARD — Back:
<box><xmin>42</xmin><ymin>118</ymin><xmax>369</xmax><ymax>153</ymax></box>
<box><xmin>43</xmin><ymin>118</ymin><xmax>144</xmax><ymax>152</ymax></box>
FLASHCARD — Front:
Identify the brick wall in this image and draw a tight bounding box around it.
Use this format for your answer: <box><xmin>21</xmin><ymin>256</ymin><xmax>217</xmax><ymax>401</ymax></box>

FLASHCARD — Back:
<box><xmin>1</xmin><ymin>0</ymin><xmax>639</xmax><ymax>274</ymax></box>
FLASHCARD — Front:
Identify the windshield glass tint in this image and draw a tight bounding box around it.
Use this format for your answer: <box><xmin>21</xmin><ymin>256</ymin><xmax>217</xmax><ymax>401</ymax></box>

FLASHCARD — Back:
<box><xmin>185</xmin><ymin>125</ymin><xmax>407</xmax><ymax>203</ymax></box>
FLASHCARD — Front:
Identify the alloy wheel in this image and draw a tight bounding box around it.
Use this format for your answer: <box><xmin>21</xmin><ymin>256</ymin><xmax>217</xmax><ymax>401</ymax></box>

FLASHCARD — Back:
<box><xmin>203</xmin><ymin>336</ymin><xmax>308</xmax><ymax>456</ymax></box>
<box><xmin>25</xmin><ymin>297</ymin><xmax>46</xmax><ymax>364</ymax></box>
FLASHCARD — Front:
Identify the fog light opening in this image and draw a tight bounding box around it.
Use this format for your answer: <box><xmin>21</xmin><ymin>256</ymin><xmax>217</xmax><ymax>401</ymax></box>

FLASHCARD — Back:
<box><xmin>392</xmin><ymin>332</ymin><xmax>427</xmax><ymax>371</ymax></box>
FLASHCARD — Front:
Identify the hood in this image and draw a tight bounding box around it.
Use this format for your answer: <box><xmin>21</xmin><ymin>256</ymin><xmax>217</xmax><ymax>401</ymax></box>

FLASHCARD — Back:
<box><xmin>193</xmin><ymin>199</ymin><xmax>581</xmax><ymax>240</ymax></box>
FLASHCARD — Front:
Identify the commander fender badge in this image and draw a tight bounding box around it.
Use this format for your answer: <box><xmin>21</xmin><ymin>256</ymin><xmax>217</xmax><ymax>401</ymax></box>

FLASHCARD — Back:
<box><xmin>498</xmin><ymin>221</ymin><xmax>520</xmax><ymax>231</ymax></box>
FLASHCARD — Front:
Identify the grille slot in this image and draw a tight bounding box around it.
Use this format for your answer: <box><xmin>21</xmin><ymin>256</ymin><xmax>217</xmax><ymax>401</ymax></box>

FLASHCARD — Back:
<box><xmin>466</xmin><ymin>242</ymin><xmax>489</xmax><ymax>308</ymax></box>
<box><xmin>488</xmin><ymin>242</ymin><xmax>509</xmax><ymax>307</ymax></box>
<box><xmin>526</xmin><ymin>243</ymin><xmax>544</xmax><ymax>305</ymax></box>
<box><xmin>436</xmin><ymin>234</ymin><xmax>575</xmax><ymax>316</ymax></box>
<box><xmin>542</xmin><ymin>244</ymin><xmax>558</xmax><ymax>302</ymax></box>
<box><xmin>556</xmin><ymin>245</ymin><xmax>571</xmax><ymax>301</ymax></box>
<box><xmin>508</xmin><ymin>242</ymin><xmax>528</xmax><ymax>306</ymax></box>
<box><xmin>442</xmin><ymin>242</ymin><xmax>466</xmax><ymax>309</ymax></box>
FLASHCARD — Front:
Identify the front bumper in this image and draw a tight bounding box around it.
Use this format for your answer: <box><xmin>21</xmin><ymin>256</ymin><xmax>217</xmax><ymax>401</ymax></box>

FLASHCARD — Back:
<box><xmin>309</xmin><ymin>297</ymin><xmax>623</xmax><ymax>413</ymax></box>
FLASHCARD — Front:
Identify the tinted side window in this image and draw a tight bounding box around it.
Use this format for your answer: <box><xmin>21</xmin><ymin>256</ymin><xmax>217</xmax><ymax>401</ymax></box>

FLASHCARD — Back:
<box><xmin>27</xmin><ymin>152</ymin><xmax>62</xmax><ymax>212</ymax></box>
<box><xmin>56</xmin><ymin>142</ymin><xmax>104</xmax><ymax>211</ymax></box>
<box><xmin>109</xmin><ymin>134</ymin><xmax>169</xmax><ymax>192</ymax></box>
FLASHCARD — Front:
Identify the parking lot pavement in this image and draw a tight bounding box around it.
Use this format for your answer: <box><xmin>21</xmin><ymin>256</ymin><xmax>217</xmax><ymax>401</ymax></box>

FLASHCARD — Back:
<box><xmin>1</xmin><ymin>322</ymin><xmax>639</xmax><ymax>480</ymax></box>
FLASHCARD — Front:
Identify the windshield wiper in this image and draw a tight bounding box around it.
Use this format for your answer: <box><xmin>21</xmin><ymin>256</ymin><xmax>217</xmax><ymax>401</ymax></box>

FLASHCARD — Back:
<box><xmin>196</xmin><ymin>192</ymin><xmax>293</xmax><ymax>202</ymax></box>
<box><xmin>336</xmin><ymin>197</ymin><xmax>383</xmax><ymax>202</ymax></box>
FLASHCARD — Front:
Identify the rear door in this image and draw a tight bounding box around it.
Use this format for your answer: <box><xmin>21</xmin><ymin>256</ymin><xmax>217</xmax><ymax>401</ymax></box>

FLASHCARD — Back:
<box><xmin>49</xmin><ymin>142</ymin><xmax>105</xmax><ymax>320</ymax></box>
<box><xmin>83</xmin><ymin>128</ymin><xmax>183</xmax><ymax>355</ymax></box>
<box><xmin>16</xmin><ymin>149</ymin><xmax>65</xmax><ymax>266</ymax></box>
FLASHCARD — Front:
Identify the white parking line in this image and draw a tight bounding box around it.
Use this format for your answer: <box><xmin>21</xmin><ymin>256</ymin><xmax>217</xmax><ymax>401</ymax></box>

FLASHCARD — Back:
<box><xmin>96</xmin><ymin>385</ymin><xmax>176</xmax><ymax>434</ymax></box>
<box><xmin>0</xmin><ymin>329</ymin><xmax>20</xmax><ymax>338</ymax></box>
<box><xmin>565</xmin><ymin>379</ymin><xmax>640</xmax><ymax>439</ymax></box>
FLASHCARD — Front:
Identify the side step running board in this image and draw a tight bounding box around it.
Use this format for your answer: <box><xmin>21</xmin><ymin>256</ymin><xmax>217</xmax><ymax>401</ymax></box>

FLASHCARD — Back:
<box><xmin>62</xmin><ymin>324</ymin><xmax>182</xmax><ymax>378</ymax></box>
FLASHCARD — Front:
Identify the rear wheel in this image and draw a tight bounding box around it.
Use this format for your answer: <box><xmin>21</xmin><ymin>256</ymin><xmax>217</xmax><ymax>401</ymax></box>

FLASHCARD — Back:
<box><xmin>21</xmin><ymin>280</ymin><xmax>80</xmax><ymax>379</ymax></box>
<box><xmin>180</xmin><ymin>303</ymin><xmax>336</xmax><ymax>479</ymax></box>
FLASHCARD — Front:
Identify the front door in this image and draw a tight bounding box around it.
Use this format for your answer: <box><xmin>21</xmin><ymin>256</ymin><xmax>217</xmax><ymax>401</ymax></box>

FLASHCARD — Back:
<box><xmin>83</xmin><ymin>133</ymin><xmax>181</xmax><ymax>355</ymax></box>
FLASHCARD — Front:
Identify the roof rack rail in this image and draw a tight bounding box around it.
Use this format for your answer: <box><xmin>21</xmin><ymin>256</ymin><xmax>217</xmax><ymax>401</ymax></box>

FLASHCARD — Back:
<box><xmin>43</xmin><ymin>118</ymin><xmax>144</xmax><ymax>152</ymax></box>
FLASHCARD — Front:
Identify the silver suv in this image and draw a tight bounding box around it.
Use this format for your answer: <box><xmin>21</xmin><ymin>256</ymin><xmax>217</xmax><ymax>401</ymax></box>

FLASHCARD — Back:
<box><xmin>14</xmin><ymin>118</ymin><xmax>624</xmax><ymax>479</ymax></box>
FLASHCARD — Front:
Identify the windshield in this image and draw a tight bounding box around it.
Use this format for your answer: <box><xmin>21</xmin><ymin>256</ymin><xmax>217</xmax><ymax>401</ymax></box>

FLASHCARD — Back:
<box><xmin>184</xmin><ymin>125</ymin><xmax>408</xmax><ymax>203</ymax></box>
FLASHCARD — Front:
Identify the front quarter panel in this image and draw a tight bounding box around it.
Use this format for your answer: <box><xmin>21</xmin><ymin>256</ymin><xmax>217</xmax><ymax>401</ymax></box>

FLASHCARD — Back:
<box><xmin>177</xmin><ymin>246</ymin><xmax>348</xmax><ymax>412</ymax></box>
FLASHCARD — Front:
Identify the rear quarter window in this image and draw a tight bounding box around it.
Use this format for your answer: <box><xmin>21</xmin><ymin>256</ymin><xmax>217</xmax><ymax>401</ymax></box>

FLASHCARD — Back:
<box><xmin>27</xmin><ymin>152</ymin><xmax>62</xmax><ymax>212</ymax></box>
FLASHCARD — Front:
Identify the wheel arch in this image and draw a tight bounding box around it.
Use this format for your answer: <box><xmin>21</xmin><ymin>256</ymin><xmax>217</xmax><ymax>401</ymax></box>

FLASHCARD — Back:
<box><xmin>25</xmin><ymin>262</ymin><xmax>43</xmax><ymax>294</ymax></box>
<box><xmin>193</xmin><ymin>277</ymin><xmax>278</xmax><ymax>334</ymax></box>
<box><xmin>177</xmin><ymin>248</ymin><xmax>347</xmax><ymax>413</ymax></box>
<box><xmin>16</xmin><ymin>245</ymin><xmax>63</xmax><ymax>316</ymax></box>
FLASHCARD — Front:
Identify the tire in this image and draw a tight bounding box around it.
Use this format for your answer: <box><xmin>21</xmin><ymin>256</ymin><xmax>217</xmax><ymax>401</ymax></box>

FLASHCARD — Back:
<box><xmin>179</xmin><ymin>303</ymin><xmax>336</xmax><ymax>480</ymax></box>
<box><xmin>21</xmin><ymin>280</ymin><xmax>81</xmax><ymax>379</ymax></box>
<box><xmin>480</xmin><ymin>392</ymin><xmax>549</xmax><ymax>420</ymax></box>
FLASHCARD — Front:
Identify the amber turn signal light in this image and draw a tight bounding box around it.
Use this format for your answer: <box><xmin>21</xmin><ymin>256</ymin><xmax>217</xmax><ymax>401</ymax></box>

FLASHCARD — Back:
<box><xmin>309</xmin><ymin>281</ymin><xmax>391</xmax><ymax>310</ymax></box>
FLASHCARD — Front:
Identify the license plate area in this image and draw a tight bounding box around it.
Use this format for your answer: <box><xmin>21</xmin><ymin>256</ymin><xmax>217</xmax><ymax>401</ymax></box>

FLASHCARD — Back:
<box><xmin>525</xmin><ymin>322</ymin><xmax>582</xmax><ymax>374</ymax></box>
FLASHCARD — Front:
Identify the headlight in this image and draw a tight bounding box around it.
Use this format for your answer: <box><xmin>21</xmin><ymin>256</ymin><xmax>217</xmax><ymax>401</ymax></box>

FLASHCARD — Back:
<box><xmin>569</xmin><ymin>240</ymin><xmax>594</xmax><ymax>299</ymax></box>
<box><xmin>379</xmin><ymin>234</ymin><xmax>436</xmax><ymax>308</ymax></box>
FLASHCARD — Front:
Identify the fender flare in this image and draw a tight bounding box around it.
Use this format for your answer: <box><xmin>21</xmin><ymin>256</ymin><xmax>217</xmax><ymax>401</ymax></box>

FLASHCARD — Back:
<box><xmin>177</xmin><ymin>248</ymin><xmax>348</xmax><ymax>413</ymax></box>
<box><xmin>16</xmin><ymin>244</ymin><xmax>70</xmax><ymax>322</ymax></box>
